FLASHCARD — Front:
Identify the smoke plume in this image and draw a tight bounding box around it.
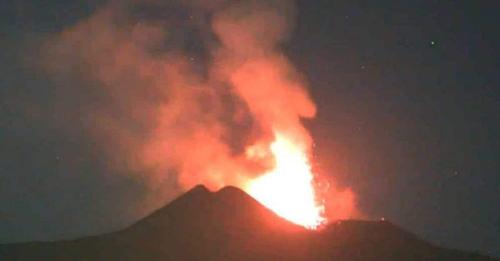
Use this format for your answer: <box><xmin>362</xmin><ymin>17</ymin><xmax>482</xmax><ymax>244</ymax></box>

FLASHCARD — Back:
<box><xmin>40</xmin><ymin>0</ymin><xmax>356</xmax><ymax>221</ymax></box>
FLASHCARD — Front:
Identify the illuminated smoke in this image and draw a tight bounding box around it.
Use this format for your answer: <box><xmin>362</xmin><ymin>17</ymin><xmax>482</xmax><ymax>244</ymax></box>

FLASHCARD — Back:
<box><xmin>41</xmin><ymin>0</ymin><xmax>357</xmax><ymax>225</ymax></box>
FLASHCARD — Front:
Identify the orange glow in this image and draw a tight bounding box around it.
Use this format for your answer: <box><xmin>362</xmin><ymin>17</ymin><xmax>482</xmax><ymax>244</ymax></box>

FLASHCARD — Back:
<box><xmin>245</xmin><ymin>133</ymin><xmax>326</xmax><ymax>229</ymax></box>
<box><xmin>42</xmin><ymin>0</ymin><xmax>358</xmax><ymax>229</ymax></box>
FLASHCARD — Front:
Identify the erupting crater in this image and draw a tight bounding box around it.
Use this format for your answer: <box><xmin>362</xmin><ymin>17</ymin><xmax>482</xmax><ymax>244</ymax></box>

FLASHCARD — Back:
<box><xmin>244</xmin><ymin>133</ymin><xmax>326</xmax><ymax>229</ymax></box>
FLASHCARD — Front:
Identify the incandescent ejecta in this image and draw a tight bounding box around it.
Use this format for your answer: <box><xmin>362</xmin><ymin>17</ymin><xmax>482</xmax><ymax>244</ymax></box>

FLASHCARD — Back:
<box><xmin>41</xmin><ymin>0</ymin><xmax>357</xmax><ymax>228</ymax></box>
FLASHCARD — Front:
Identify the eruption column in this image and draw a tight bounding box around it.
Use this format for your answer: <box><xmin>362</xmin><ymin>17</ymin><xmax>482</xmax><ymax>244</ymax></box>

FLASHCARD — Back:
<box><xmin>245</xmin><ymin>134</ymin><xmax>326</xmax><ymax>229</ymax></box>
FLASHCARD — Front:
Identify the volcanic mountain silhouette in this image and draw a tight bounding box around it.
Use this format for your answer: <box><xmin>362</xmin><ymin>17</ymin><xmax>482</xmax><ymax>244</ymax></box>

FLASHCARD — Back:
<box><xmin>0</xmin><ymin>185</ymin><xmax>496</xmax><ymax>260</ymax></box>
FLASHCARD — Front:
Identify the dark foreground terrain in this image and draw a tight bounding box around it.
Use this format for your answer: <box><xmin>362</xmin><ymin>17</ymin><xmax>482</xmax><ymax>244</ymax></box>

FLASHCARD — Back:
<box><xmin>0</xmin><ymin>185</ymin><xmax>496</xmax><ymax>260</ymax></box>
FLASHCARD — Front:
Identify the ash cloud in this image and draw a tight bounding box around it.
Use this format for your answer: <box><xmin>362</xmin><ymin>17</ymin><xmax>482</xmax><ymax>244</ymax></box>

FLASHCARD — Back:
<box><xmin>0</xmin><ymin>0</ymin><xmax>356</xmax><ymax>240</ymax></box>
<box><xmin>40</xmin><ymin>0</ymin><xmax>303</xmax><ymax>193</ymax></box>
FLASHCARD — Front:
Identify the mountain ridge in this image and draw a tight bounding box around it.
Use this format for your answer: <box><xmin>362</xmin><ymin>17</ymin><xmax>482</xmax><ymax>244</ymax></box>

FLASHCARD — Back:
<box><xmin>0</xmin><ymin>185</ymin><xmax>497</xmax><ymax>260</ymax></box>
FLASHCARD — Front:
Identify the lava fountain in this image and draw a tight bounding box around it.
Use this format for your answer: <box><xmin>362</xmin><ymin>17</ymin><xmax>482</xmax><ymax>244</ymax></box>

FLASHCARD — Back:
<box><xmin>40</xmin><ymin>0</ymin><xmax>356</xmax><ymax>232</ymax></box>
<box><xmin>245</xmin><ymin>133</ymin><xmax>326</xmax><ymax>229</ymax></box>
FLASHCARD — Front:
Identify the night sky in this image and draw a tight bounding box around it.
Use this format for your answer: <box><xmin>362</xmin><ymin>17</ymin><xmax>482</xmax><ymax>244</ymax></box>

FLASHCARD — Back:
<box><xmin>1</xmin><ymin>0</ymin><xmax>499</xmax><ymax>258</ymax></box>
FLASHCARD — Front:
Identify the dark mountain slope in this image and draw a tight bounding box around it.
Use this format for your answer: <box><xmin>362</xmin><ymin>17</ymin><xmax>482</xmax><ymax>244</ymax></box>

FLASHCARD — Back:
<box><xmin>0</xmin><ymin>185</ymin><xmax>496</xmax><ymax>261</ymax></box>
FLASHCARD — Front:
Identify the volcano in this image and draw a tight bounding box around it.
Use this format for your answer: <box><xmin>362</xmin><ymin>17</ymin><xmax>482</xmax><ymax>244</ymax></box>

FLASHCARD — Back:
<box><xmin>0</xmin><ymin>185</ymin><xmax>496</xmax><ymax>261</ymax></box>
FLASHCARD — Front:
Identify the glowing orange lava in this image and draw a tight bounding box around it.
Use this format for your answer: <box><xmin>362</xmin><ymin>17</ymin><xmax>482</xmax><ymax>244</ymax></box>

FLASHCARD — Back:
<box><xmin>245</xmin><ymin>133</ymin><xmax>326</xmax><ymax>229</ymax></box>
